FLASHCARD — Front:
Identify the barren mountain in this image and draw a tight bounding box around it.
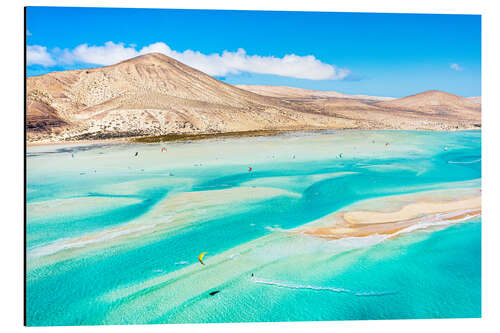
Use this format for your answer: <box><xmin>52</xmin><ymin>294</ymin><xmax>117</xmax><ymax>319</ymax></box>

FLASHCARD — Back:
<box><xmin>26</xmin><ymin>54</ymin><xmax>481</xmax><ymax>143</ymax></box>
<box><xmin>375</xmin><ymin>90</ymin><xmax>481</xmax><ymax>119</ymax></box>
<box><xmin>27</xmin><ymin>53</ymin><xmax>363</xmax><ymax>142</ymax></box>
<box><xmin>235</xmin><ymin>85</ymin><xmax>395</xmax><ymax>102</ymax></box>
<box><xmin>467</xmin><ymin>96</ymin><xmax>481</xmax><ymax>104</ymax></box>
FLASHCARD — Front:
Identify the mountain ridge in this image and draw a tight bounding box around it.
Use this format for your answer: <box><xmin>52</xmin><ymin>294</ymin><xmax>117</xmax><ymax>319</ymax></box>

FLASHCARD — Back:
<box><xmin>235</xmin><ymin>85</ymin><xmax>395</xmax><ymax>102</ymax></box>
<box><xmin>375</xmin><ymin>90</ymin><xmax>481</xmax><ymax>117</ymax></box>
<box><xmin>26</xmin><ymin>53</ymin><xmax>481</xmax><ymax>143</ymax></box>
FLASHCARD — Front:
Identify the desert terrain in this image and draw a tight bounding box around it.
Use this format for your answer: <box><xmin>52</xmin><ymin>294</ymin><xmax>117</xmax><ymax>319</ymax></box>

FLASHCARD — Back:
<box><xmin>26</xmin><ymin>53</ymin><xmax>481</xmax><ymax>143</ymax></box>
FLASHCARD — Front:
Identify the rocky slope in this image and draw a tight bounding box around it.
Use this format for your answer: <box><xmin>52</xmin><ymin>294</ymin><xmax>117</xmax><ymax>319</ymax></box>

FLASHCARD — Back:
<box><xmin>27</xmin><ymin>53</ymin><xmax>361</xmax><ymax>142</ymax></box>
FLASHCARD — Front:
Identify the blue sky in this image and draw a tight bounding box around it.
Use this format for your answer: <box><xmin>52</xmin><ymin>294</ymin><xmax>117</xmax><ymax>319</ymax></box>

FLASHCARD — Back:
<box><xmin>26</xmin><ymin>7</ymin><xmax>481</xmax><ymax>97</ymax></box>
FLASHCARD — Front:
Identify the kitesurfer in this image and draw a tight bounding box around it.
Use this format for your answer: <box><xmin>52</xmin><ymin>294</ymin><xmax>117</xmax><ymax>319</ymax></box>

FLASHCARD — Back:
<box><xmin>199</xmin><ymin>252</ymin><xmax>208</xmax><ymax>265</ymax></box>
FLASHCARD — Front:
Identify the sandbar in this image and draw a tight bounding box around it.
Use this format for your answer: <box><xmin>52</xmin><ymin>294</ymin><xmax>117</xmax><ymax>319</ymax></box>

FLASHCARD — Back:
<box><xmin>297</xmin><ymin>188</ymin><xmax>481</xmax><ymax>239</ymax></box>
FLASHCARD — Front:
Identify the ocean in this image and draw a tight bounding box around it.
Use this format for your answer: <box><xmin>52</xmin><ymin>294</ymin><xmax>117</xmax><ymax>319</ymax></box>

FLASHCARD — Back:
<box><xmin>25</xmin><ymin>130</ymin><xmax>481</xmax><ymax>325</ymax></box>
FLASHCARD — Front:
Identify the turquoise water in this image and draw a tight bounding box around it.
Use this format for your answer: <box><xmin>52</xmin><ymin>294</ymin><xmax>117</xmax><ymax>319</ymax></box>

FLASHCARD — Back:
<box><xmin>25</xmin><ymin>130</ymin><xmax>481</xmax><ymax>325</ymax></box>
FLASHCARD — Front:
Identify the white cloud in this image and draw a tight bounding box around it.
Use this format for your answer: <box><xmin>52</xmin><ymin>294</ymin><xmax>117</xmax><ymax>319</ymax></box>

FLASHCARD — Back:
<box><xmin>450</xmin><ymin>63</ymin><xmax>463</xmax><ymax>71</ymax></box>
<box><xmin>58</xmin><ymin>41</ymin><xmax>138</xmax><ymax>66</ymax></box>
<box><xmin>30</xmin><ymin>41</ymin><xmax>350</xmax><ymax>80</ymax></box>
<box><xmin>27</xmin><ymin>45</ymin><xmax>55</xmax><ymax>66</ymax></box>
<box><xmin>26</xmin><ymin>30</ymin><xmax>32</xmax><ymax>36</ymax></box>
<box><xmin>139</xmin><ymin>42</ymin><xmax>349</xmax><ymax>80</ymax></box>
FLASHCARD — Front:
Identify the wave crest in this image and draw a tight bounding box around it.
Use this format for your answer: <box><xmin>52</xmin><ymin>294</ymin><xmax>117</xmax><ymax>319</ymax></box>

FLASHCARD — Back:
<box><xmin>252</xmin><ymin>277</ymin><xmax>396</xmax><ymax>297</ymax></box>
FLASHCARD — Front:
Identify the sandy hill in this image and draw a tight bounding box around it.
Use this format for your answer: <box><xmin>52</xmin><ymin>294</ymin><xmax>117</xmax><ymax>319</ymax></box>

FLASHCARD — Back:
<box><xmin>375</xmin><ymin>90</ymin><xmax>481</xmax><ymax>118</ymax></box>
<box><xmin>235</xmin><ymin>85</ymin><xmax>348</xmax><ymax>99</ymax></box>
<box><xmin>27</xmin><ymin>53</ymin><xmax>363</xmax><ymax>141</ymax></box>
<box><xmin>236</xmin><ymin>85</ymin><xmax>394</xmax><ymax>102</ymax></box>
<box><xmin>26</xmin><ymin>54</ymin><xmax>481</xmax><ymax>143</ymax></box>
<box><xmin>467</xmin><ymin>96</ymin><xmax>481</xmax><ymax>104</ymax></box>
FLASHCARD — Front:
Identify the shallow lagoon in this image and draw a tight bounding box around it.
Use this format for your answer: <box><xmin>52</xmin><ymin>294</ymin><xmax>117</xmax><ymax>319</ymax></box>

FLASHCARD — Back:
<box><xmin>26</xmin><ymin>130</ymin><xmax>481</xmax><ymax>325</ymax></box>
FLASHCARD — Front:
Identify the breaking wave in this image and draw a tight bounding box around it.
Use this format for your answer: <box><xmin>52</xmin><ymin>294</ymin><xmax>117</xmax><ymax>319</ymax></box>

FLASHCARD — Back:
<box><xmin>448</xmin><ymin>159</ymin><xmax>481</xmax><ymax>164</ymax></box>
<box><xmin>252</xmin><ymin>277</ymin><xmax>396</xmax><ymax>297</ymax></box>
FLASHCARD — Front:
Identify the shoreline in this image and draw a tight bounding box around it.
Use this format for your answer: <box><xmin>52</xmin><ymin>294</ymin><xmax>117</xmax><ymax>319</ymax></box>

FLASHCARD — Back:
<box><xmin>26</xmin><ymin>137</ymin><xmax>129</xmax><ymax>147</ymax></box>
<box><xmin>26</xmin><ymin>129</ymin><xmax>295</xmax><ymax>147</ymax></box>
<box><xmin>26</xmin><ymin>128</ymin><xmax>481</xmax><ymax>147</ymax></box>
<box><xmin>296</xmin><ymin>188</ymin><xmax>481</xmax><ymax>240</ymax></box>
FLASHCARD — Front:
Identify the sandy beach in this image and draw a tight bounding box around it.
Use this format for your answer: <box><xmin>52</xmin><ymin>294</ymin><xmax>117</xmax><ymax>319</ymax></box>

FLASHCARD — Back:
<box><xmin>297</xmin><ymin>188</ymin><xmax>481</xmax><ymax>239</ymax></box>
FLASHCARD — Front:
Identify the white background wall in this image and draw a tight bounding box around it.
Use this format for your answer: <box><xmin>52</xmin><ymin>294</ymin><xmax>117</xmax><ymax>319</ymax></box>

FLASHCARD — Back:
<box><xmin>1</xmin><ymin>0</ymin><xmax>498</xmax><ymax>332</ymax></box>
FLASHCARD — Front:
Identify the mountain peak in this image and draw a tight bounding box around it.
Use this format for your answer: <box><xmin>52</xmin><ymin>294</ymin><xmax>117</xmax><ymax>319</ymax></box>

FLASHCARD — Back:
<box><xmin>375</xmin><ymin>89</ymin><xmax>480</xmax><ymax>113</ymax></box>
<box><xmin>115</xmin><ymin>52</ymin><xmax>176</xmax><ymax>66</ymax></box>
<box><xmin>417</xmin><ymin>89</ymin><xmax>459</xmax><ymax>97</ymax></box>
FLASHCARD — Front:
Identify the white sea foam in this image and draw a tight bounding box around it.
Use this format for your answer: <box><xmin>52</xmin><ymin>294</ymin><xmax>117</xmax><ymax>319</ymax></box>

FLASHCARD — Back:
<box><xmin>252</xmin><ymin>277</ymin><xmax>396</xmax><ymax>297</ymax></box>
<box><xmin>252</xmin><ymin>277</ymin><xmax>350</xmax><ymax>293</ymax></box>
<box><xmin>448</xmin><ymin>159</ymin><xmax>481</xmax><ymax>164</ymax></box>
<box><xmin>384</xmin><ymin>209</ymin><xmax>481</xmax><ymax>240</ymax></box>
<box><xmin>265</xmin><ymin>226</ymin><xmax>285</xmax><ymax>232</ymax></box>
<box><xmin>355</xmin><ymin>290</ymin><xmax>398</xmax><ymax>297</ymax></box>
